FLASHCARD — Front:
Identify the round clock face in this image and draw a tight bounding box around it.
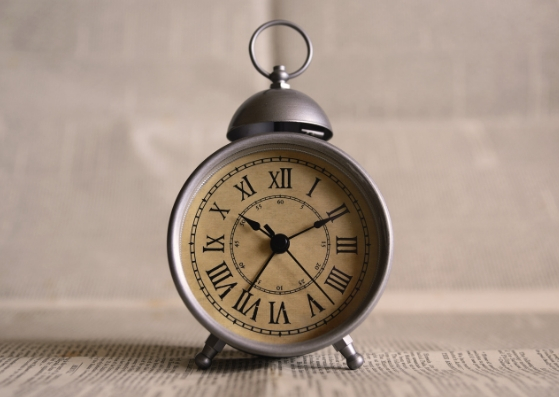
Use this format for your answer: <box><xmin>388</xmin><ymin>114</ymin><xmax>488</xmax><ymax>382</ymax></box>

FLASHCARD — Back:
<box><xmin>169</xmin><ymin>134</ymin><xmax>391</xmax><ymax>355</ymax></box>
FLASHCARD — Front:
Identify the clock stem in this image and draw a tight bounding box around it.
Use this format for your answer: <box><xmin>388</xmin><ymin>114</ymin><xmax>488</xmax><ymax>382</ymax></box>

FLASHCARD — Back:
<box><xmin>333</xmin><ymin>335</ymin><xmax>364</xmax><ymax>370</ymax></box>
<box><xmin>195</xmin><ymin>333</ymin><xmax>226</xmax><ymax>370</ymax></box>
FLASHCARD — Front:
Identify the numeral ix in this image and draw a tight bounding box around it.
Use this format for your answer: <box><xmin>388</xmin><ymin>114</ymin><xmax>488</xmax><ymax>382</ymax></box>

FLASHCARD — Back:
<box><xmin>203</xmin><ymin>235</ymin><xmax>225</xmax><ymax>252</ymax></box>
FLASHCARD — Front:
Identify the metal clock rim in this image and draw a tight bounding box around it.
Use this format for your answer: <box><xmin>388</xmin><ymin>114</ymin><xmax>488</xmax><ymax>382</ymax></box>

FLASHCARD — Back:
<box><xmin>249</xmin><ymin>20</ymin><xmax>313</xmax><ymax>82</ymax></box>
<box><xmin>167</xmin><ymin>133</ymin><xmax>393</xmax><ymax>358</ymax></box>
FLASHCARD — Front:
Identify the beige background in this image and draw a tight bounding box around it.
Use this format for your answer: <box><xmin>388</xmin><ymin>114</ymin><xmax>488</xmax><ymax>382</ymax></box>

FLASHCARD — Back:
<box><xmin>0</xmin><ymin>1</ymin><xmax>558</xmax><ymax>306</ymax></box>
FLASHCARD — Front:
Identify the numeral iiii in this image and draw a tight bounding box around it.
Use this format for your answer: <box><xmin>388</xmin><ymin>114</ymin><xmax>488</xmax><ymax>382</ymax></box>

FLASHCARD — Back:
<box><xmin>324</xmin><ymin>266</ymin><xmax>353</xmax><ymax>294</ymax></box>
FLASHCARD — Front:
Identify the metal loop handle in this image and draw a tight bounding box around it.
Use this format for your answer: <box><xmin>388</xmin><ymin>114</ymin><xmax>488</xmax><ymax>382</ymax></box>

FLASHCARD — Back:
<box><xmin>249</xmin><ymin>20</ymin><xmax>313</xmax><ymax>83</ymax></box>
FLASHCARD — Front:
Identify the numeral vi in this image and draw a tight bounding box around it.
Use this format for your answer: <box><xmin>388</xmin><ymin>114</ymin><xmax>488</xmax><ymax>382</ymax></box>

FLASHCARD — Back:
<box><xmin>269</xmin><ymin>301</ymin><xmax>290</xmax><ymax>324</ymax></box>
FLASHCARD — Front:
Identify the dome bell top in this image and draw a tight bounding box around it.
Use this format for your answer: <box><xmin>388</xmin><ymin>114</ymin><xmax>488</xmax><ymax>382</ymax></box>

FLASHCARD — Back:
<box><xmin>227</xmin><ymin>20</ymin><xmax>333</xmax><ymax>142</ymax></box>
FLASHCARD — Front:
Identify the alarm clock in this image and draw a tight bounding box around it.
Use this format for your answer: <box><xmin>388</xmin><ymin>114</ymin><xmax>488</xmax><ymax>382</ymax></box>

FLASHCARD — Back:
<box><xmin>168</xmin><ymin>20</ymin><xmax>392</xmax><ymax>370</ymax></box>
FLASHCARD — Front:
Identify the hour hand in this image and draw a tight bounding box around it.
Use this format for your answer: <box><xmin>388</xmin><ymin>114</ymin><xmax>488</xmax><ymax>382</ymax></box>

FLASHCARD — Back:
<box><xmin>239</xmin><ymin>214</ymin><xmax>261</xmax><ymax>231</ymax></box>
<box><xmin>288</xmin><ymin>215</ymin><xmax>338</xmax><ymax>239</ymax></box>
<box><xmin>238</xmin><ymin>214</ymin><xmax>273</xmax><ymax>238</ymax></box>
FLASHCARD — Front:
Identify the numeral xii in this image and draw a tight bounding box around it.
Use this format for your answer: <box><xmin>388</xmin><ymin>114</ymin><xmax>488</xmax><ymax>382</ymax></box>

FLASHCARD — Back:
<box><xmin>269</xmin><ymin>168</ymin><xmax>292</xmax><ymax>189</ymax></box>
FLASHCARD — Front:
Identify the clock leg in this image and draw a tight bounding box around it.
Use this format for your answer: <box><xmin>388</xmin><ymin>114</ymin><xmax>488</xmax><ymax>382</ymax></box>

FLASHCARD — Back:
<box><xmin>333</xmin><ymin>335</ymin><xmax>364</xmax><ymax>370</ymax></box>
<box><xmin>194</xmin><ymin>333</ymin><xmax>226</xmax><ymax>369</ymax></box>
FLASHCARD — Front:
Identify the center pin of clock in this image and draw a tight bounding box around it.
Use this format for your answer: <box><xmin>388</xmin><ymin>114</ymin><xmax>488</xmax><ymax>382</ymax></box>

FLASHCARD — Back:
<box><xmin>270</xmin><ymin>233</ymin><xmax>290</xmax><ymax>254</ymax></box>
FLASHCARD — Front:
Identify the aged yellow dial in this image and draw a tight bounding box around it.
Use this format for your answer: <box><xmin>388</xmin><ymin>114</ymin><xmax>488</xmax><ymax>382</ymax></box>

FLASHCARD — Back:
<box><xmin>179</xmin><ymin>148</ymin><xmax>380</xmax><ymax>344</ymax></box>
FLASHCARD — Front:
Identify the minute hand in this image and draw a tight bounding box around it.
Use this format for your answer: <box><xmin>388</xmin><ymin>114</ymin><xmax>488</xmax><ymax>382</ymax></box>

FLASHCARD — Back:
<box><xmin>288</xmin><ymin>216</ymin><xmax>338</xmax><ymax>240</ymax></box>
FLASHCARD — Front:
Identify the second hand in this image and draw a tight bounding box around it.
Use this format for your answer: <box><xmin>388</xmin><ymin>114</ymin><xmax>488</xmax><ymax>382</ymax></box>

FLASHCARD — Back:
<box><xmin>286</xmin><ymin>250</ymin><xmax>334</xmax><ymax>305</ymax></box>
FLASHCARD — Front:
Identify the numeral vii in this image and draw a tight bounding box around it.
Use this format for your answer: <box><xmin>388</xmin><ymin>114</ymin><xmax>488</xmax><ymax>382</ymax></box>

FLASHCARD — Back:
<box><xmin>203</xmin><ymin>235</ymin><xmax>225</xmax><ymax>252</ymax></box>
<box><xmin>336</xmin><ymin>236</ymin><xmax>358</xmax><ymax>254</ymax></box>
<box><xmin>324</xmin><ymin>266</ymin><xmax>353</xmax><ymax>295</ymax></box>
<box><xmin>269</xmin><ymin>168</ymin><xmax>292</xmax><ymax>189</ymax></box>
<box><xmin>232</xmin><ymin>289</ymin><xmax>261</xmax><ymax>321</ymax></box>
<box><xmin>206</xmin><ymin>261</ymin><xmax>237</xmax><ymax>299</ymax></box>
<box><xmin>234</xmin><ymin>175</ymin><xmax>257</xmax><ymax>201</ymax></box>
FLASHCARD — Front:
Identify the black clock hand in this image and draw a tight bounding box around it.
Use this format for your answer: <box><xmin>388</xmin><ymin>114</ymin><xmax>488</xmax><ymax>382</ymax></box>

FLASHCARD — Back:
<box><xmin>285</xmin><ymin>250</ymin><xmax>334</xmax><ymax>305</ymax></box>
<box><xmin>247</xmin><ymin>251</ymin><xmax>276</xmax><ymax>292</ymax></box>
<box><xmin>238</xmin><ymin>214</ymin><xmax>273</xmax><ymax>238</ymax></box>
<box><xmin>288</xmin><ymin>216</ymin><xmax>337</xmax><ymax>240</ymax></box>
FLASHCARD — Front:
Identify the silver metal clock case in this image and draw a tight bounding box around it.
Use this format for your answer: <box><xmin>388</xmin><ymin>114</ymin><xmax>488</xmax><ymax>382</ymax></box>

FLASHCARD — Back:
<box><xmin>170</xmin><ymin>20</ymin><xmax>392</xmax><ymax>371</ymax></box>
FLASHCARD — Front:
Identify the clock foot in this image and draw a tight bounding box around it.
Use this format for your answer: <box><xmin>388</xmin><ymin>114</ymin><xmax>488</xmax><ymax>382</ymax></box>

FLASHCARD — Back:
<box><xmin>194</xmin><ymin>333</ymin><xmax>226</xmax><ymax>370</ymax></box>
<box><xmin>333</xmin><ymin>335</ymin><xmax>364</xmax><ymax>370</ymax></box>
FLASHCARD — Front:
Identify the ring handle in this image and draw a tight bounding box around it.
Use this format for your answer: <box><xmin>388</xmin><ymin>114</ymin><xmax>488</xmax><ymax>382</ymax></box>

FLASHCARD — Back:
<box><xmin>249</xmin><ymin>20</ymin><xmax>313</xmax><ymax>85</ymax></box>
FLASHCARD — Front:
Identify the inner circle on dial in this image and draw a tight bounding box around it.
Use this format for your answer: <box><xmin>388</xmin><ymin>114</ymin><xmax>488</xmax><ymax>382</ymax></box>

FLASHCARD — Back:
<box><xmin>230</xmin><ymin>195</ymin><xmax>330</xmax><ymax>295</ymax></box>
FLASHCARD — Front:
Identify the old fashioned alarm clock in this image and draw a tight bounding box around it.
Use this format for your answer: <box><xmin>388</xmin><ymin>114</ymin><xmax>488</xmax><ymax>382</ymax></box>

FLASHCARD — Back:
<box><xmin>168</xmin><ymin>20</ymin><xmax>392</xmax><ymax>370</ymax></box>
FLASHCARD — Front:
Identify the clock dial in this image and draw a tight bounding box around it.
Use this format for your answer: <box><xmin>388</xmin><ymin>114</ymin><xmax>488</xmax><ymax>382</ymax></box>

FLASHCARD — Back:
<box><xmin>179</xmin><ymin>148</ymin><xmax>381</xmax><ymax>344</ymax></box>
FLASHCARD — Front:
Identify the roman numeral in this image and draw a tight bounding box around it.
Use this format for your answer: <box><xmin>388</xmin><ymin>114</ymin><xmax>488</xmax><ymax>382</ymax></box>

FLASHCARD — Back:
<box><xmin>268</xmin><ymin>301</ymin><xmax>290</xmax><ymax>324</ymax></box>
<box><xmin>336</xmin><ymin>236</ymin><xmax>358</xmax><ymax>254</ymax></box>
<box><xmin>206</xmin><ymin>261</ymin><xmax>237</xmax><ymax>300</ymax></box>
<box><xmin>203</xmin><ymin>235</ymin><xmax>225</xmax><ymax>252</ymax></box>
<box><xmin>324</xmin><ymin>266</ymin><xmax>353</xmax><ymax>295</ymax></box>
<box><xmin>232</xmin><ymin>289</ymin><xmax>261</xmax><ymax>321</ymax></box>
<box><xmin>306</xmin><ymin>177</ymin><xmax>321</xmax><ymax>197</ymax></box>
<box><xmin>307</xmin><ymin>294</ymin><xmax>325</xmax><ymax>317</ymax></box>
<box><xmin>233</xmin><ymin>175</ymin><xmax>257</xmax><ymax>201</ymax></box>
<box><xmin>326</xmin><ymin>203</ymin><xmax>350</xmax><ymax>222</ymax></box>
<box><xmin>209</xmin><ymin>202</ymin><xmax>230</xmax><ymax>220</ymax></box>
<box><xmin>268</xmin><ymin>168</ymin><xmax>292</xmax><ymax>189</ymax></box>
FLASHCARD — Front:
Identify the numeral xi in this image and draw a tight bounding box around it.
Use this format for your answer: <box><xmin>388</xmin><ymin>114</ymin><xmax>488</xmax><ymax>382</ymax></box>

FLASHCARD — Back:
<box><xmin>234</xmin><ymin>175</ymin><xmax>257</xmax><ymax>201</ymax></box>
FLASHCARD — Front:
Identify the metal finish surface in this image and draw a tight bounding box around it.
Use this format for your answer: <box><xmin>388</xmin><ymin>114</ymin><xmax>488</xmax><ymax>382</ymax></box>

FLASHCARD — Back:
<box><xmin>249</xmin><ymin>20</ymin><xmax>313</xmax><ymax>85</ymax></box>
<box><xmin>227</xmin><ymin>89</ymin><xmax>333</xmax><ymax>141</ymax></box>
<box><xmin>168</xmin><ymin>133</ymin><xmax>393</xmax><ymax>359</ymax></box>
